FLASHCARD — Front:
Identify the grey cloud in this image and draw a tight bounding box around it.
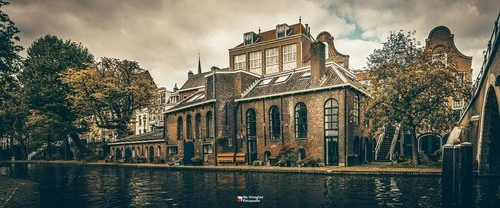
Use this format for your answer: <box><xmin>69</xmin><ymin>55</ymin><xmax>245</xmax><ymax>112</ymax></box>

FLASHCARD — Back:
<box><xmin>3</xmin><ymin>0</ymin><xmax>498</xmax><ymax>86</ymax></box>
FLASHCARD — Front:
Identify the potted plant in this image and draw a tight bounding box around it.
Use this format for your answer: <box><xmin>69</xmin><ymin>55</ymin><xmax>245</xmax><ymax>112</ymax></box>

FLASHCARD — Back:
<box><xmin>252</xmin><ymin>160</ymin><xmax>261</xmax><ymax>166</ymax></box>
<box><xmin>191</xmin><ymin>155</ymin><xmax>202</xmax><ymax>166</ymax></box>
<box><xmin>277</xmin><ymin>158</ymin><xmax>287</xmax><ymax>167</ymax></box>
<box><xmin>297</xmin><ymin>159</ymin><xmax>304</xmax><ymax>167</ymax></box>
<box><xmin>287</xmin><ymin>153</ymin><xmax>298</xmax><ymax>167</ymax></box>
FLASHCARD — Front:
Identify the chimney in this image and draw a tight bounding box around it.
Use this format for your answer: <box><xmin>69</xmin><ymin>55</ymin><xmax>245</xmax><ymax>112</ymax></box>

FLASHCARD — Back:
<box><xmin>311</xmin><ymin>41</ymin><xmax>326</xmax><ymax>86</ymax></box>
<box><xmin>211</xmin><ymin>66</ymin><xmax>220</xmax><ymax>71</ymax></box>
<box><xmin>188</xmin><ymin>70</ymin><xmax>194</xmax><ymax>78</ymax></box>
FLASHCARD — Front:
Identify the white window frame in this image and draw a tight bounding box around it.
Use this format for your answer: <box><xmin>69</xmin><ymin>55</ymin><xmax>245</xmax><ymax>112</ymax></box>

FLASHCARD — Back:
<box><xmin>249</xmin><ymin>51</ymin><xmax>262</xmax><ymax>74</ymax></box>
<box><xmin>266</xmin><ymin>48</ymin><xmax>278</xmax><ymax>66</ymax></box>
<box><xmin>283</xmin><ymin>44</ymin><xmax>297</xmax><ymax>63</ymax></box>
<box><xmin>234</xmin><ymin>54</ymin><xmax>246</xmax><ymax>70</ymax></box>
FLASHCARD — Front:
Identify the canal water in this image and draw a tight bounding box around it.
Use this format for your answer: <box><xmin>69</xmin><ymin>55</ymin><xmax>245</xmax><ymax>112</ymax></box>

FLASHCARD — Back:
<box><xmin>0</xmin><ymin>163</ymin><xmax>499</xmax><ymax>207</ymax></box>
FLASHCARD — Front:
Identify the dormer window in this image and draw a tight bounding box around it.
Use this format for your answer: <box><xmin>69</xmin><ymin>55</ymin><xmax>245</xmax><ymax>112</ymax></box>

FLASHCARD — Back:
<box><xmin>244</xmin><ymin>32</ymin><xmax>258</xmax><ymax>46</ymax></box>
<box><xmin>276</xmin><ymin>24</ymin><xmax>290</xmax><ymax>38</ymax></box>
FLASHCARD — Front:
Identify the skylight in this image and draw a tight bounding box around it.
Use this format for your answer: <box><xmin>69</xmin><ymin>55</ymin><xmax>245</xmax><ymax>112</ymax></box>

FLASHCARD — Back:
<box><xmin>275</xmin><ymin>74</ymin><xmax>290</xmax><ymax>83</ymax></box>
<box><xmin>301</xmin><ymin>72</ymin><xmax>311</xmax><ymax>78</ymax></box>
<box><xmin>259</xmin><ymin>78</ymin><xmax>273</xmax><ymax>85</ymax></box>
<box><xmin>187</xmin><ymin>93</ymin><xmax>203</xmax><ymax>102</ymax></box>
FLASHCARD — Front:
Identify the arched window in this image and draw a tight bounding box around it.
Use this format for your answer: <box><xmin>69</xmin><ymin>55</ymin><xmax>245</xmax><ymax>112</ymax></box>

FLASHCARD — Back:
<box><xmin>157</xmin><ymin>146</ymin><xmax>161</xmax><ymax>157</ymax></box>
<box><xmin>195</xmin><ymin>113</ymin><xmax>202</xmax><ymax>139</ymax></box>
<box><xmin>269</xmin><ymin>106</ymin><xmax>281</xmax><ymax>140</ymax></box>
<box><xmin>325</xmin><ymin>99</ymin><xmax>339</xmax><ymax>133</ymax></box>
<box><xmin>206</xmin><ymin>111</ymin><xmax>214</xmax><ymax>138</ymax></box>
<box><xmin>246</xmin><ymin>109</ymin><xmax>256</xmax><ymax>139</ymax></box>
<box><xmin>295</xmin><ymin>102</ymin><xmax>308</xmax><ymax>139</ymax></box>
<box><xmin>186</xmin><ymin>115</ymin><xmax>192</xmax><ymax>139</ymax></box>
<box><xmin>177</xmin><ymin>117</ymin><xmax>183</xmax><ymax>139</ymax></box>
<box><xmin>325</xmin><ymin>98</ymin><xmax>339</xmax><ymax>165</ymax></box>
<box><xmin>353</xmin><ymin>94</ymin><xmax>360</xmax><ymax>125</ymax></box>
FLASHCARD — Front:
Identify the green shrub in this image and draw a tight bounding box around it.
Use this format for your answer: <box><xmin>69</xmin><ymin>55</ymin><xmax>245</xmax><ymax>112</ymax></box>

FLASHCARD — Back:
<box><xmin>252</xmin><ymin>160</ymin><xmax>261</xmax><ymax>166</ymax></box>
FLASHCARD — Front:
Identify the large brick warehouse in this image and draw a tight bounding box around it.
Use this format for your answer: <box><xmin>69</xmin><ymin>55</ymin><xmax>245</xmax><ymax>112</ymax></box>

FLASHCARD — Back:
<box><xmin>163</xmin><ymin>22</ymin><xmax>370</xmax><ymax>167</ymax></box>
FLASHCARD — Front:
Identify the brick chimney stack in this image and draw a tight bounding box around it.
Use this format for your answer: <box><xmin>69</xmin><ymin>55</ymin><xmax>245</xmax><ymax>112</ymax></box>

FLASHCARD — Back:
<box><xmin>188</xmin><ymin>70</ymin><xmax>194</xmax><ymax>78</ymax></box>
<box><xmin>311</xmin><ymin>41</ymin><xmax>326</xmax><ymax>86</ymax></box>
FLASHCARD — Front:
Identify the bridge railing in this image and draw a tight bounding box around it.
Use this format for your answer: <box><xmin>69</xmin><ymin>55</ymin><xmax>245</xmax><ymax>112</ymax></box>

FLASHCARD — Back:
<box><xmin>461</xmin><ymin>12</ymin><xmax>500</xmax><ymax>118</ymax></box>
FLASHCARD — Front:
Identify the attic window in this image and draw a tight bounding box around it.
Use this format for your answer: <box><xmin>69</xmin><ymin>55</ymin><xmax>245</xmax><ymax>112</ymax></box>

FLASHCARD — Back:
<box><xmin>275</xmin><ymin>74</ymin><xmax>290</xmax><ymax>83</ymax></box>
<box><xmin>259</xmin><ymin>78</ymin><xmax>273</xmax><ymax>86</ymax></box>
<box><xmin>244</xmin><ymin>32</ymin><xmax>256</xmax><ymax>45</ymax></box>
<box><xmin>276</xmin><ymin>24</ymin><xmax>290</xmax><ymax>38</ymax></box>
<box><xmin>301</xmin><ymin>72</ymin><xmax>311</xmax><ymax>78</ymax></box>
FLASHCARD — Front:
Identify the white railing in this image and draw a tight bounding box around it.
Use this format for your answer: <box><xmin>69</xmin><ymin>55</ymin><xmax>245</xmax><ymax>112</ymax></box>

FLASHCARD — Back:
<box><xmin>389</xmin><ymin>124</ymin><xmax>401</xmax><ymax>160</ymax></box>
<box><xmin>375</xmin><ymin>125</ymin><xmax>386</xmax><ymax>159</ymax></box>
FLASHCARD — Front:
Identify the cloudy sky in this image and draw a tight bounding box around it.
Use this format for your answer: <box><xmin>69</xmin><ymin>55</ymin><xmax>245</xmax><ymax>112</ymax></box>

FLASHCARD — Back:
<box><xmin>3</xmin><ymin>0</ymin><xmax>498</xmax><ymax>88</ymax></box>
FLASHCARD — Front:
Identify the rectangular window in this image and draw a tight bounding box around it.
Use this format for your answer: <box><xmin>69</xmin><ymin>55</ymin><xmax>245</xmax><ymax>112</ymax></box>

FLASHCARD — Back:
<box><xmin>265</xmin><ymin>47</ymin><xmax>279</xmax><ymax>74</ymax></box>
<box><xmin>167</xmin><ymin>146</ymin><xmax>178</xmax><ymax>155</ymax></box>
<box><xmin>265</xmin><ymin>48</ymin><xmax>278</xmax><ymax>66</ymax></box>
<box><xmin>283</xmin><ymin>44</ymin><xmax>297</xmax><ymax>63</ymax></box>
<box><xmin>203</xmin><ymin>144</ymin><xmax>212</xmax><ymax>163</ymax></box>
<box><xmin>249</xmin><ymin>51</ymin><xmax>262</xmax><ymax>75</ymax></box>
<box><xmin>234</xmin><ymin>54</ymin><xmax>246</xmax><ymax>70</ymax></box>
<box><xmin>453</xmin><ymin>99</ymin><xmax>464</xmax><ymax>109</ymax></box>
<box><xmin>244</xmin><ymin>33</ymin><xmax>253</xmax><ymax>45</ymax></box>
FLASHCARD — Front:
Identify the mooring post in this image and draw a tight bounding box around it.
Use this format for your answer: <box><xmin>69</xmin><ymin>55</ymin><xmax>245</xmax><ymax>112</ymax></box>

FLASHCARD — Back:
<box><xmin>453</xmin><ymin>145</ymin><xmax>461</xmax><ymax>207</ymax></box>
<box><xmin>442</xmin><ymin>144</ymin><xmax>454</xmax><ymax>207</ymax></box>
<box><xmin>460</xmin><ymin>142</ymin><xmax>473</xmax><ymax>208</ymax></box>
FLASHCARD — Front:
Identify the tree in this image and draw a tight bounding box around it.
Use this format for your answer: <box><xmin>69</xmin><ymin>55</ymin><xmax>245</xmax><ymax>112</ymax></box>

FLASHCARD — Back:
<box><xmin>364</xmin><ymin>31</ymin><xmax>468</xmax><ymax>165</ymax></box>
<box><xmin>0</xmin><ymin>0</ymin><xmax>24</xmax><ymax>159</ymax></box>
<box><xmin>19</xmin><ymin>35</ymin><xmax>94</xmax><ymax>155</ymax></box>
<box><xmin>61</xmin><ymin>57</ymin><xmax>156</xmax><ymax>139</ymax></box>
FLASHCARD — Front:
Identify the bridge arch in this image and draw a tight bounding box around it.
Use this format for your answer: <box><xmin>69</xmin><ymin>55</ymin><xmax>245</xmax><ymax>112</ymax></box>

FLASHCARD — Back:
<box><xmin>478</xmin><ymin>85</ymin><xmax>500</xmax><ymax>174</ymax></box>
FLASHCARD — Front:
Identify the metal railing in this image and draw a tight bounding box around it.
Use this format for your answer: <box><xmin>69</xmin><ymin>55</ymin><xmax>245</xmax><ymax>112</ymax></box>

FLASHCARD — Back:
<box><xmin>461</xmin><ymin>12</ymin><xmax>500</xmax><ymax>118</ymax></box>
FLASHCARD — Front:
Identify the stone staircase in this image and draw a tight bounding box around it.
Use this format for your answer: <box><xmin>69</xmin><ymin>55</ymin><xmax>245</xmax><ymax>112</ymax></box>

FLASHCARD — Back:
<box><xmin>376</xmin><ymin>125</ymin><xmax>395</xmax><ymax>161</ymax></box>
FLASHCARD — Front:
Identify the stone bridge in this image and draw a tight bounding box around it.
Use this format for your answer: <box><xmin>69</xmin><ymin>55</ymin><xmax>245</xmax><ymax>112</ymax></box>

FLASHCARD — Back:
<box><xmin>457</xmin><ymin>12</ymin><xmax>500</xmax><ymax>176</ymax></box>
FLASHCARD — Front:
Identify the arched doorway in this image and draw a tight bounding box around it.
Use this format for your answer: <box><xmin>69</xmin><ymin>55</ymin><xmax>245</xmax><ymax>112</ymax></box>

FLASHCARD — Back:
<box><xmin>297</xmin><ymin>148</ymin><xmax>306</xmax><ymax>161</ymax></box>
<box><xmin>263</xmin><ymin>151</ymin><xmax>271</xmax><ymax>164</ymax></box>
<box><xmin>149</xmin><ymin>146</ymin><xmax>155</xmax><ymax>163</ymax></box>
<box><xmin>418</xmin><ymin>133</ymin><xmax>442</xmax><ymax>161</ymax></box>
<box><xmin>124</xmin><ymin>147</ymin><xmax>132</xmax><ymax>162</ymax></box>
<box><xmin>482</xmin><ymin>87</ymin><xmax>500</xmax><ymax>174</ymax></box>
<box><xmin>115</xmin><ymin>148</ymin><xmax>122</xmax><ymax>160</ymax></box>
<box><xmin>246</xmin><ymin>109</ymin><xmax>257</xmax><ymax>165</ymax></box>
<box><xmin>183</xmin><ymin>141</ymin><xmax>194</xmax><ymax>165</ymax></box>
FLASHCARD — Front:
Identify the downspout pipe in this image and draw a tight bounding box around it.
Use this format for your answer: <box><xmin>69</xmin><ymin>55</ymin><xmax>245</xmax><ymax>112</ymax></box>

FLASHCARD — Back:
<box><xmin>344</xmin><ymin>87</ymin><xmax>348</xmax><ymax>167</ymax></box>
<box><xmin>213</xmin><ymin>72</ymin><xmax>218</xmax><ymax>166</ymax></box>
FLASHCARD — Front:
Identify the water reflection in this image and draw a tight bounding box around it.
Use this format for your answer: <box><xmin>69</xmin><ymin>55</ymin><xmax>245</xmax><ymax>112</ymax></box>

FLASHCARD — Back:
<box><xmin>1</xmin><ymin>164</ymin><xmax>499</xmax><ymax>207</ymax></box>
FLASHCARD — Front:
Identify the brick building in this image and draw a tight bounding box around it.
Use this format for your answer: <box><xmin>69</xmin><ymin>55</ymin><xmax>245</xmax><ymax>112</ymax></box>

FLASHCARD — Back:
<box><xmin>354</xmin><ymin>26</ymin><xmax>473</xmax><ymax>160</ymax></box>
<box><xmin>164</xmin><ymin>22</ymin><xmax>369</xmax><ymax>167</ymax></box>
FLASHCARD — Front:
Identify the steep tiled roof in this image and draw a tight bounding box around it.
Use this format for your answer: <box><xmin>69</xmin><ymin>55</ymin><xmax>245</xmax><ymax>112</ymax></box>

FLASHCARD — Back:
<box><xmin>235</xmin><ymin>23</ymin><xmax>306</xmax><ymax>48</ymax></box>
<box><xmin>240</xmin><ymin>62</ymin><xmax>367</xmax><ymax>100</ymax></box>
<box><xmin>180</xmin><ymin>71</ymin><xmax>211</xmax><ymax>90</ymax></box>
<box><xmin>109</xmin><ymin>130</ymin><xmax>163</xmax><ymax>144</ymax></box>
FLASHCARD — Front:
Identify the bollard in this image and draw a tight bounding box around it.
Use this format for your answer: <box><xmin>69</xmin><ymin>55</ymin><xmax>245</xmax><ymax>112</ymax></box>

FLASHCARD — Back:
<box><xmin>452</xmin><ymin>145</ymin><xmax>461</xmax><ymax>207</ymax></box>
<box><xmin>460</xmin><ymin>142</ymin><xmax>473</xmax><ymax>208</ymax></box>
<box><xmin>442</xmin><ymin>144</ymin><xmax>454</xmax><ymax>207</ymax></box>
